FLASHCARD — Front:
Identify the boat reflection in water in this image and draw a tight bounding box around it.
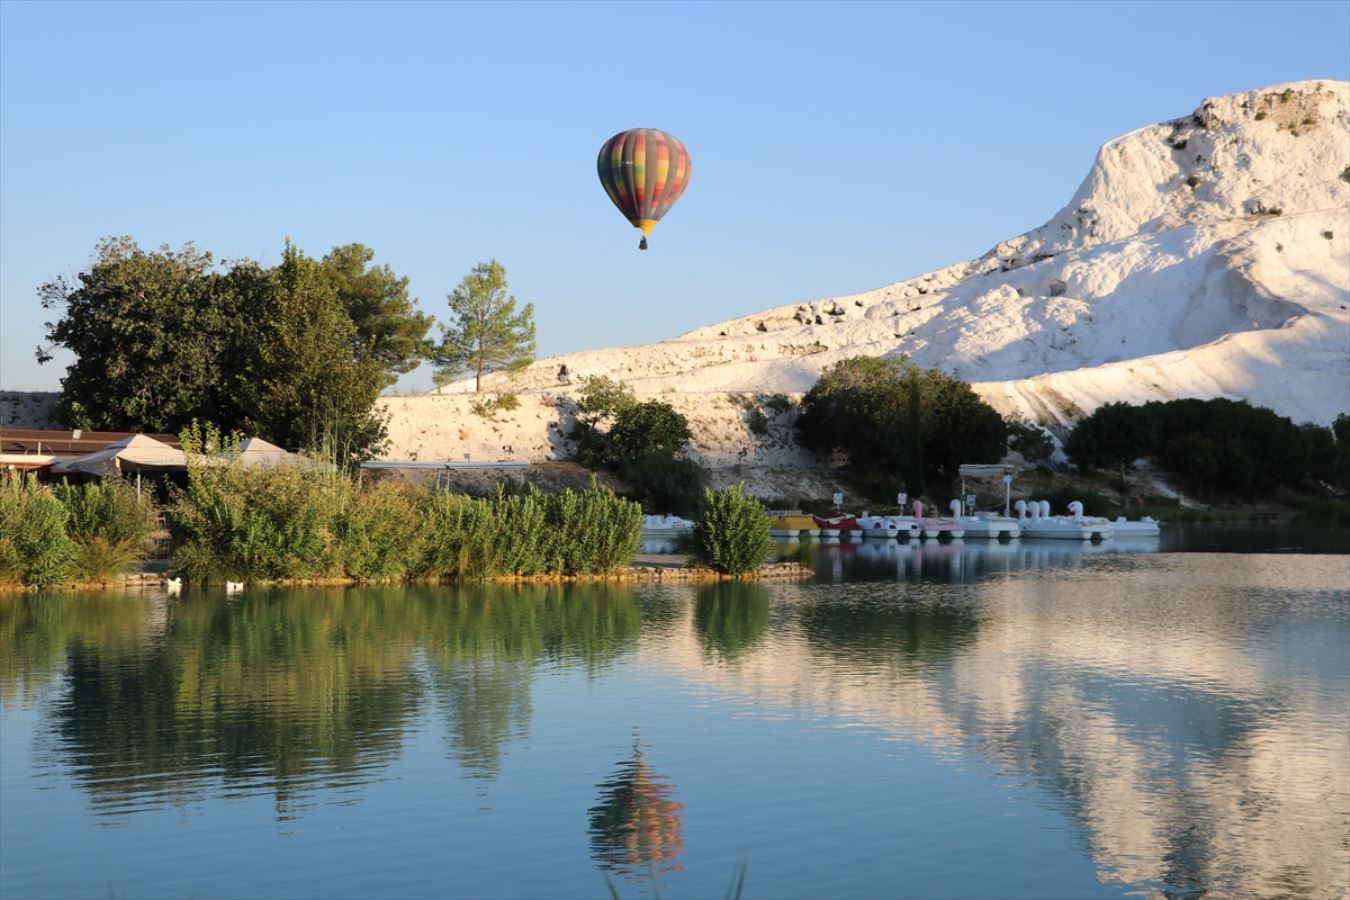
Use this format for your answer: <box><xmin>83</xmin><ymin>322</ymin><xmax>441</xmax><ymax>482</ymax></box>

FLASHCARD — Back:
<box><xmin>588</xmin><ymin>737</ymin><xmax>685</xmax><ymax>884</ymax></box>
<box><xmin>802</xmin><ymin>534</ymin><xmax>1164</xmax><ymax>582</ymax></box>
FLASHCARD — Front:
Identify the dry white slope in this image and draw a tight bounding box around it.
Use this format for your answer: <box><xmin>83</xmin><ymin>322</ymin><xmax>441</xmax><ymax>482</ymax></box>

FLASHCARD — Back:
<box><xmin>382</xmin><ymin>81</ymin><xmax>1350</xmax><ymax>474</ymax></box>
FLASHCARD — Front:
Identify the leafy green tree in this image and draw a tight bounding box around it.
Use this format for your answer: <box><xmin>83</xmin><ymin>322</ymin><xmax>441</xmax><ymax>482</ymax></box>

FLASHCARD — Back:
<box><xmin>37</xmin><ymin>237</ymin><xmax>410</xmax><ymax>460</ymax></box>
<box><xmin>1006</xmin><ymin>416</ymin><xmax>1055</xmax><ymax>466</ymax></box>
<box><xmin>569</xmin><ymin>375</ymin><xmax>638</xmax><ymax>467</ymax></box>
<box><xmin>239</xmin><ymin>241</ymin><xmax>389</xmax><ymax>459</ymax></box>
<box><xmin>796</xmin><ymin>356</ymin><xmax>1008</xmax><ymax>493</ymax></box>
<box><xmin>608</xmin><ymin>401</ymin><xmax>692</xmax><ymax>463</ymax></box>
<box><xmin>321</xmin><ymin>243</ymin><xmax>433</xmax><ymax>384</ymax></box>
<box><xmin>1064</xmin><ymin>402</ymin><xmax>1159</xmax><ymax>473</ymax></box>
<box><xmin>1333</xmin><ymin>414</ymin><xmax>1350</xmax><ymax>493</ymax></box>
<box><xmin>37</xmin><ymin>237</ymin><xmax>244</xmax><ymax>431</ymax></box>
<box><xmin>432</xmin><ymin>260</ymin><xmax>535</xmax><ymax>391</ymax></box>
<box><xmin>620</xmin><ymin>449</ymin><xmax>706</xmax><ymax>517</ymax></box>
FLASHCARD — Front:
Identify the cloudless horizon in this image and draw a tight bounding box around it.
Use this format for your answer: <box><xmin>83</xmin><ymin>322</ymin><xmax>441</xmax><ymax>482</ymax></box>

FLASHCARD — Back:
<box><xmin>2</xmin><ymin>0</ymin><xmax>1347</xmax><ymax>393</ymax></box>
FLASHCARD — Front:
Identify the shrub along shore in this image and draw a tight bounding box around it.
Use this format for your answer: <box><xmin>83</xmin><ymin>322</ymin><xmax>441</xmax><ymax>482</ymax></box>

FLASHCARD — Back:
<box><xmin>1</xmin><ymin>449</ymin><xmax>797</xmax><ymax>590</ymax></box>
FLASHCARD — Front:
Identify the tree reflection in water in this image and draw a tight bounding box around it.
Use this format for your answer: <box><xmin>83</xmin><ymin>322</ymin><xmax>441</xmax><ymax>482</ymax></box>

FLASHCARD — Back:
<box><xmin>693</xmin><ymin>581</ymin><xmax>771</xmax><ymax>663</ymax></box>
<box><xmin>588</xmin><ymin>736</ymin><xmax>685</xmax><ymax>884</ymax></box>
<box><xmin>0</xmin><ymin>583</ymin><xmax>641</xmax><ymax>816</ymax></box>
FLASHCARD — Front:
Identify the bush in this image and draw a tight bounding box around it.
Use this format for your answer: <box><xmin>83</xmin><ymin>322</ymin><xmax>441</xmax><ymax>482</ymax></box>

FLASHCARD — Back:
<box><xmin>170</xmin><ymin>426</ymin><xmax>352</xmax><ymax>583</ymax></box>
<box><xmin>0</xmin><ymin>476</ymin><xmax>76</xmax><ymax>588</ymax></box>
<box><xmin>607</xmin><ymin>400</ymin><xmax>692</xmax><ymax>464</ymax></box>
<box><xmin>470</xmin><ymin>392</ymin><xmax>520</xmax><ymax>419</ymax></box>
<box><xmin>1254</xmin><ymin>111</ymin><xmax>1268</xmax><ymax>121</ymax></box>
<box><xmin>621</xmin><ymin>450</ymin><xmax>706</xmax><ymax>518</ymax></box>
<box><xmin>542</xmin><ymin>482</ymin><xmax>643</xmax><ymax>575</ymax></box>
<box><xmin>338</xmin><ymin>479</ymin><xmax>424</xmax><ymax>579</ymax></box>
<box><xmin>765</xmin><ymin>394</ymin><xmax>794</xmax><ymax>414</ymax></box>
<box><xmin>569</xmin><ymin>376</ymin><xmax>637</xmax><ymax>468</ymax></box>
<box><xmin>693</xmin><ymin>484</ymin><xmax>775</xmax><ymax>576</ymax></box>
<box><xmin>746</xmin><ymin>407</ymin><xmax>770</xmax><ymax>435</ymax></box>
<box><xmin>1186</xmin><ymin>175</ymin><xmax>1200</xmax><ymax>189</ymax></box>
<box><xmin>54</xmin><ymin>479</ymin><xmax>157</xmax><ymax>582</ymax></box>
<box><xmin>419</xmin><ymin>481</ymin><xmax>641</xmax><ymax>579</ymax></box>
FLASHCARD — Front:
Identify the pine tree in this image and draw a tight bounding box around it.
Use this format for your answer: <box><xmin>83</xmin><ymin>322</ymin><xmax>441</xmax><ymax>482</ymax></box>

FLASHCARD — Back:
<box><xmin>432</xmin><ymin>260</ymin><xmax>536</xmax><ymax>391</ymax></box>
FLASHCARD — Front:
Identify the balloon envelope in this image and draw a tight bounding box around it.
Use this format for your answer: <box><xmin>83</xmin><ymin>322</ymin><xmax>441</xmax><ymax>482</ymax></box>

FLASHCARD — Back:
<box><xmin>597</xmin><ymin>129</ymin><xmax>691</xmax><ymax>239</ymax></box>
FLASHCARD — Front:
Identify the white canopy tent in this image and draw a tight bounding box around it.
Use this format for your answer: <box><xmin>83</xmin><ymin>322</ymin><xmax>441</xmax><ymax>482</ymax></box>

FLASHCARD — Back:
<box><xmin>958</xmin><ymin>464</ymin><xmax>1016</xmax><ymax>517</ymax></box>
<box><xmin>51</xmin><ymin>434</ymin><xmax>187</xmax><ymax>496</ymax></box>
<box><xmin>235</xmin><ymin>437</ymin><xmax>305</xmax><ymax>467</ymax></box>
<box><xmin>51</xmin><ymin>434</ymin><xmax>187</xmax><ymax>478</ymax></box>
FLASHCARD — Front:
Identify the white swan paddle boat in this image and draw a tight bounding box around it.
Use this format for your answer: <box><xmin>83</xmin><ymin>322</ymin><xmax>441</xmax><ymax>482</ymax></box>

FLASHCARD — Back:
<box><xmin>1016</xmin><ymin>500</ymin><xmax>1113</xmax><ymax>541</ymax></box>
<box><xmin>856</xmin><ymin>513</ymin><xmax>899</xmax><ymax>539</ymax></box>
<box><xmin>1109</xmin><ymin>513</ymin><xmax>1162</xmax><ymax>538</ymax></box>
<box><xmin>957</xmin><ymin>510</ymin><xmax>1021</xmax><ymax>540</ymax></box>
<box><xmin>640</xmin><ymin>514</ymin><xmax>694</xmax><ymax>540</ymax></box>
<box><xmin>914</xmin><ymin>500</ymin><xmax>967</xmax><ymax>540</ymax></box>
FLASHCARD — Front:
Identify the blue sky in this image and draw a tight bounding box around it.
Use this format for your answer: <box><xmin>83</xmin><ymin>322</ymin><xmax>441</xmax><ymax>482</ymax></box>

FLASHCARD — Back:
<box><xmin>2</xmin><ymin>0</ymin><xmax>1347</xmax><ymax>393</ymax></box>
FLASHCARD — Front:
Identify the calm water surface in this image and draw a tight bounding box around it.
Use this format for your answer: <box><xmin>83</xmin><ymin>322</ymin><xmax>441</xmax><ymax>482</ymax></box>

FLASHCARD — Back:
<box><xmin>2</xmin><ymin>532</ymin><xmax>1347</xmax><ymax>899</ymax></box>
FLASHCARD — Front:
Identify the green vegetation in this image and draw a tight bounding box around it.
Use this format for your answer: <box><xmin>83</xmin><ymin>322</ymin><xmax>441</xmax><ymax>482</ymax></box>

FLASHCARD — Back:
<box><xmin>570</xmin><ymin>375</ymin><xmax>638</xmax><ymax>468</ymax></box>
<box><xmin>570</xmin><ymin>376</ymin><xmax>706</xmax><ymax>517</ymax></box>
<box><xmin>0</xmin><ymin>476</ymin><xmax>76</xmax><ymax>588</ymax></box>
<box><xmin>1185</xmin><ymin>175</ymin><xmax>1200</xmax><ymax>189</ymax></box>
<box><xmin>420</xmin><ymin>483</ymin><xmax>642</xmax><ymax>579</ymax></box>
<box><xmin>1006</xmin><ymin>416</ymin><xmax>1055</xmax><ymax>466</ymax></box>
<box><xmin>0</xmin><ymin>584</ymin><xmax>641</xmax><ymax>798</ymax></box>
<box><xmin>470</xmin><ymin>392</ymin><xmax>520</xmax><ymax>419</ymax></box>
<box><xmin>693</xmin><ymin>484</ymin><xmax>775</xmax><ymax>576</ymax></box>
<box><xmin>0</xmin><ymin>476</ymin><xmax>158</xmax><ymax>588</ymax></box>
<box><xmin>1322</xmin><ymin>230</ymin><xmax>1334</xmax><ymax>240</ymax></box>
<box><xmin>1340</xmin><ymin>165</ymin><xmax>1350</xmax><ymax>184</ymax></box>
<box><xmin>796</xmin><ymin>356</ymin><xmax>1009</xmax><ymax>497</ymax></box>
<box><xmin>37</xmin><ymin>237</ymin><xmax>420</xmax><ymax>461</ymax></box>
<box><xmin>432</xmin><ymin>260</ymin><xmax>536</xmax><ymax>391</ymax></box>
<box><xmin>167</xmin><ymin>426</ymin><xmax>642</xmax><ymax>584</ymax></box>
<box><xmin>1065</xmin><ymin>400</ymin><xmax>1347</xmax><ymax>498</ymax></box>
<box><xmin>53</xmin><ymin>479</ymin><xmax>156</xmax><ymax>583</ymax></box>
<box><xmin>746</xmin><ymin>407</ymin><xmax>770</xmax><ymax>435</ymax></box>
<box><xmin>694</xmin><ymin>582</ymin><xmax>771</xmax><ymax>661</ymax></box>
<box><xmin>1254</xmin><ymin>111</ymin><xmax>1267</xmax><ymax>121</ymax></box>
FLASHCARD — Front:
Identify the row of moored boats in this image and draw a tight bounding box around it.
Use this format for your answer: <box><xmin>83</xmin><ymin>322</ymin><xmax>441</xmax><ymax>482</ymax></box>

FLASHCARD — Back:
<box><xmin>768</xmin><ymin>500</ymin><xmax>1159</xmax><ymax>542</ymax></box>
<box><xmin>638</xmin><ymin>501</ymin><xmax>1159</xmax><ymax>549</ymax></box>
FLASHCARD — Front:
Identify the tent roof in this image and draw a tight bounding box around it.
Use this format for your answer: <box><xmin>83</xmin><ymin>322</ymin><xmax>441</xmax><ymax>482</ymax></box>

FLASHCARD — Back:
<box><xmin>958</xmin><ymin>464</ymin><xmax>1014</xmax><ymax>479</ymax></box>
<box><xmin>236</xmin><ymin>437</ymin><xmax>296</xmax><ymax>466</ymax></box>
<box><xmin>52</xmin><ymin>434</ymin><xmax>186</xmax><ymax>477</ymax></box>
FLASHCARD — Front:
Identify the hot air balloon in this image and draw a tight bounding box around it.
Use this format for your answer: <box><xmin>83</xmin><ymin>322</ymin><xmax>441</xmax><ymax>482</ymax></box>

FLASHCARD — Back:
<box><xmin>597</xmin><ymin>128</ymin><xmax>691</xmax><ymax>250</ymax></box>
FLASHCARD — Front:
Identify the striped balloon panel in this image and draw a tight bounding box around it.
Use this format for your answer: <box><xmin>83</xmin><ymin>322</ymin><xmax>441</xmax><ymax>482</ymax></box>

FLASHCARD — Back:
<box><xmin>597</xmin><ymin>128</ymin><xmax>691</xmax><ymax>229</ymax></box>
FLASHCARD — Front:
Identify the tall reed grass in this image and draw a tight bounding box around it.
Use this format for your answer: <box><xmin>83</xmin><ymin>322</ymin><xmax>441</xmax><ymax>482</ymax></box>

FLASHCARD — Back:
<box><xmin>170</xmin><ymin>425</ymin><xmax>643</xmax><ymax>584</ymax></box>
<box><xmin>54</xmin><ymin>479</ymin><xmax>157</xmax><ymax>583</ymax></box>
<box><xmin>0</xmin><ymin>475</ymin><xmax>76</xmax><ymax>588</ymax></box>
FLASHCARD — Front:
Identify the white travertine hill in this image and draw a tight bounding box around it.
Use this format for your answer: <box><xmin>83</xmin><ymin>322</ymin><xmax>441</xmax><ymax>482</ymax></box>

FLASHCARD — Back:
<box><xmin>383</xmin><ymin>81</ymin><xmax>1350</xmax><ymax>471</ymax></box>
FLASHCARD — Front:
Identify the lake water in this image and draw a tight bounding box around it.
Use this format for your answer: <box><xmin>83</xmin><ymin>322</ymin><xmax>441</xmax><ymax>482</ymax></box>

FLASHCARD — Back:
<box><xmin>2</xmin><ymin>530</ymin><xmax>1347</xmax><ymax>899</ymax></box>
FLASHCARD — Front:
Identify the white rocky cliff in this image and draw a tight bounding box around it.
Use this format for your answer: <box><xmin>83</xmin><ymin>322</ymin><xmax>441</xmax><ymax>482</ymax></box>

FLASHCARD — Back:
<box><xmin>381</xmin><ymin>80</ymin><xmax>1350</xmax><ymax>474</ymax></box>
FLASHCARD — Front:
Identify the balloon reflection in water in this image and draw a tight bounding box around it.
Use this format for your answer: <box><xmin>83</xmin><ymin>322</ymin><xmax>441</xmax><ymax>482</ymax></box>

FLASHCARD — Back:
<box><xmin>588</xmin><ymin>738</ymin><xmax>685</xmax><ymax>881</ymax></box>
